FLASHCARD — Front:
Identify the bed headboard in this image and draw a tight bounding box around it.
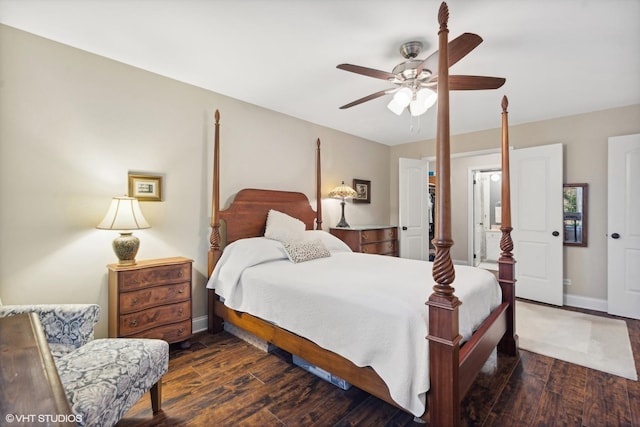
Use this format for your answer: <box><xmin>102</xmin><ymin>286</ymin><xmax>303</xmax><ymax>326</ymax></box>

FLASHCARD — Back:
<box><xmin>219</xmin><ymin>188</ymin><xmax>318</xmax><ymax>243</ymax></box>
<box><xmin>207</xmin><ymin>112</ymin><xmax>322</xmax><ymax>276</ymax></box>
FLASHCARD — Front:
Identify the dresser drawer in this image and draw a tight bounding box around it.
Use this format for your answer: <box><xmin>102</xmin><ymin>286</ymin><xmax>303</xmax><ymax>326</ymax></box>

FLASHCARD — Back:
<box><xmin>361</xmin><ymin>240</ymin><xmax>397</xmax><ymax>255</ymax></box>
<box><xmin>119</xmin><ymin>282</ymin><xmax>191</xmax><ymax>314</ymax></box>
<box><xmin>129</xmin><ymin>319</ymin><xmax>192</xmax><ymax>342</ymax></box>
<box><xmin>360</xmin><ymin>227</ymin><xmax>397</xmax><ymax>243</ymax></box>
<box><xmin>119</xmin><ymin>300</ymin><xmax>191</xmax><ymax>336</ymax></box>
<box><xmin>330</xmin><ymin>226</ymin><xmax>399</xmax><ymax>256</ymax></box>
<box><xmin>118</xmin><ymin>263</ymin><xmax>191</xmax><ymax>291</ymax></box>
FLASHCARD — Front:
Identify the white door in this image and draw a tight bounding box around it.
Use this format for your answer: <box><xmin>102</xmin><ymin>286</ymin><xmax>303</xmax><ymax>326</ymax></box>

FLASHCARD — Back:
<box><xmin>399</xmin><ymin>158</ymin><xmax>430</xmax><ymax>260</ymax></box>
<box><xmin>608</xmin><ymin>134</ymin><xmax>640</xmax><ymax>319</ymax></box>
<box><xmin>473</xmin><ymin>171</ymin><xmax>483</xmax><ymax>266</ymax></box>
<box><xmin>511</xmin><ymin>144</ymin><xmax>564</xmax><ymax>306</ymax></box>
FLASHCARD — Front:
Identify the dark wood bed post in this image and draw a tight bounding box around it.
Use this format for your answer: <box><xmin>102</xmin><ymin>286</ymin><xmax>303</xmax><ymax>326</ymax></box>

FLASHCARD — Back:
<box><xmin>208</xmin><ymin>109</ymin><xmax>223</xmax><ymax>333</ymax></box>
<box><xmin>316</xmin><ymin>138</ymin><xmax>323</xmax><ymax>230</ymax></box>
<box><xmin>497</xmin><ymin>96</ymin><xmax>518</xmax><ymax>356</ymax></box>
<box><xmin>426</xmin><ymin>3</ymin><xmax>463</xmax><ymax>426</ymax></box>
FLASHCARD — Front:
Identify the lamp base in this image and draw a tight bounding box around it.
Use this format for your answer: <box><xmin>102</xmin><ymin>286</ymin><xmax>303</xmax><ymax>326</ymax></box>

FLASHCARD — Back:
<box><xmin>113</xmin><ymin>232</ymin><xmax>140</xmax><ymax>265</ymax></box>
<box><xmin>335</xmin><ymin>200</ymin><xmax>351</xmax><ymax>228</ymax></box>
<box><xmin>335</xmin><ymin>219</ymin><xmax>351</xmax><ymax>228</ymax></box>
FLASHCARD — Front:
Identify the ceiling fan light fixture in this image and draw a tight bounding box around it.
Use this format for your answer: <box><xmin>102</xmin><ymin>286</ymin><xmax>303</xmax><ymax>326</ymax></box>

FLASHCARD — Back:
<box><xmin>393</xmin><ymin>87</ymin><xmax>413</xmax><ymax>107</ymax></box>
<box><xmin>419</xmin><ymin>87</ymin><xmax>437</xmax><ymax>108</ymax></box>
<box><xmin>387</xmin><ymin>98</ymin><xmax>404</xmax><ymax>115</ymax></box>
<box><xmin>409</xmin><ymin>88</ymin><xmax>437</xmax><ymax>116</ymax></box>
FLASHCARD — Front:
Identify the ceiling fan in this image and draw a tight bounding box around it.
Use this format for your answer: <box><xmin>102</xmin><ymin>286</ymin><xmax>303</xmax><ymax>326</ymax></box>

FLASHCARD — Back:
<box><xmin>337</xmin><ymin>33</ymin><xmax>505</xmax><ymax>116</ymax></box>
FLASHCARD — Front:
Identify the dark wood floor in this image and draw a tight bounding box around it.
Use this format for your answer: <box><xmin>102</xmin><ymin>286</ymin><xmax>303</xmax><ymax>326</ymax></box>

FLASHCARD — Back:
<box><xmin>118</xmin><ymin>308</ymin><xmax>639</xmax><ymax>426</ymax></box>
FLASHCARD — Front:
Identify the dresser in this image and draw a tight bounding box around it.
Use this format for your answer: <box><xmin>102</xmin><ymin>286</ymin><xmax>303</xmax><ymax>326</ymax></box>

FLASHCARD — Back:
<box><xmin>108</xmin><ymin>257</ymin><xmax>193</xmax><ymax>345</ymax></box>
<box><xmin>330</xmin><ymin>226</ymin><xmax>398</xmax><ymax>256</ymax></box>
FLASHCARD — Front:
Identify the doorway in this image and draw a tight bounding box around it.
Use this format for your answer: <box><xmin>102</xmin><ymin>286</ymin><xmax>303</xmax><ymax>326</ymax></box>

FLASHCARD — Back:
<box><xmin>471</xmin><ymin>169</ymin><xmax>502</xmax><ymax>271</ymax></box>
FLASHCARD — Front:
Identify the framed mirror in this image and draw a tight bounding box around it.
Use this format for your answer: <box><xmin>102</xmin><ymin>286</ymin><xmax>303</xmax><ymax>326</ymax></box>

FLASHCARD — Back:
<box><xmin>563</xmin><ymin>183</ymin><xmax>588</xmax><ymax>247</ymax></box>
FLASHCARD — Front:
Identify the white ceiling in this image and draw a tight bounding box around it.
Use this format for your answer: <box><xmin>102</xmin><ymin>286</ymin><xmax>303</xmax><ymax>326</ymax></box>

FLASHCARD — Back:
<box><xmin>1</xmin><ymin>0</ymin><xmax>639</xmax><ymax>146</ymax></box>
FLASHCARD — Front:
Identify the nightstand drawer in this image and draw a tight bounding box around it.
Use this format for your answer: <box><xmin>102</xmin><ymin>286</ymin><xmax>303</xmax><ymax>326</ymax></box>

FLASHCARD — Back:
<box><xmin>361</xmin><ymin>240</ymin><xmax>397</xmax><ymax>255</ymax></box>
<box><xmin>119</xmin><ymin>300</ymin><xmax>191</xmax><ymax>336</ymax></box>
<box><xmin>119</xmin><ymin>281</ymin><xmax>191</xmax><ymax>314</ymax></box>
<box><xmin>118</xmin><ymin>263</ymin><xmax>191</xmax><ymax>291</ymax></box>
<box><xmin>360</xmin><ymin>228</ymin><xmax>397</xmax><ymax>243</ymax></box>
<box><xmin>129</xmin><ymin>319</ymin><xmax>192</xmax><ymax>342</ymax></box>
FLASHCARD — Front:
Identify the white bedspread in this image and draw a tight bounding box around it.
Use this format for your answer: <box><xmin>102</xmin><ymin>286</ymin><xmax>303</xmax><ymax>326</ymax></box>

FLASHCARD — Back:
<box><xmin>206</xmin><ymin>233</ymin><xmax>501</xmax><ymax>416</ymax></box>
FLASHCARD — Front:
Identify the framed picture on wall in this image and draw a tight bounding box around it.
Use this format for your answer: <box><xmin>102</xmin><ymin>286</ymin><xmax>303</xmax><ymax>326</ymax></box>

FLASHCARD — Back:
<box><xmin>128</xmin><ymin>173</ymin><xmax>163</xmax><ymax>201</ymax></box>
<box><xmin>353</xmin><ymin>179</ymin><xmax>371</xmax><ymax>204</ymax></box>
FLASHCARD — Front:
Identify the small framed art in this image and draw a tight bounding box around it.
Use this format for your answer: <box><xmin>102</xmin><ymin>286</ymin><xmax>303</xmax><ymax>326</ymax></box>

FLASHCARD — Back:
<box><xmin>353</xmin><ymin>179</ymin><xmax>371</xmax><ymax>204</ymax></box>
<box><xmin>128</xmin><ymin>174</ymin><xmax>163</xmax><ymax>202</ymax></box>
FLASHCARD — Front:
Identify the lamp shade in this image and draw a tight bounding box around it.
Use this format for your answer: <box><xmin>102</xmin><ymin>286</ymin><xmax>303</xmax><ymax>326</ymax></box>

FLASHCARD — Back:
<box><xmin>97</xmin><ymin>196</ymin><xmax>150</xmax><ymax>230</ymax></box>
<box><xmin>328</xmin><ymin>181</ymin><xmax>357</xmax><ymax>199</ymax></box>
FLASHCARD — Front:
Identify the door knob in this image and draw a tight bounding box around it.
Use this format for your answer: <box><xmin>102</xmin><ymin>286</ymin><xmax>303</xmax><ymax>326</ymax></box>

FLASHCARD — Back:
<box><xmin>402</xmin><ymin>226</ymin><xmax>408</xmax><ymax>230</ymax></box>
<box><xmin>552</xmin><ymin>231</ymin><xmax>560</xmax><ymax>237</ymax></box>
<box><xmin>611</xmin><ymin>233</ymin><xmax>621</xmax><ymax>239</ymax></box>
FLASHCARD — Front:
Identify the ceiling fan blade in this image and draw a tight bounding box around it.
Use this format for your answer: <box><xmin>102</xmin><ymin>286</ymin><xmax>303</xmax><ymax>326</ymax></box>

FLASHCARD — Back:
<box><xmin>339</xmin><ymin>89</ymin><xmax>392</xmax><ymax>109</ymax></box>
<box><xmin>433</xmin><ymin>75</ymin><xmax>506</xmax><ymax>90</ymax></box>
<box><xmin>418</xmin><ymin>33</ymin><xmax>483</xmax><ymax>74</ymax></box>
<box><xmin>337</xmin><ymin>64</ymin><xmax>397</xmax><ymax>81</ymax></box>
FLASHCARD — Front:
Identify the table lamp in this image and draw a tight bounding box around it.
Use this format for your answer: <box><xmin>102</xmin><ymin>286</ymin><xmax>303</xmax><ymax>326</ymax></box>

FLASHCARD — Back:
<box><xmin>328</xmin><ymin>181</ymin><xmax>357</xmax><ymax>228</ymax></box>
<box><xmin>97</xmin><ymin>196</ymin><xmax>150</xmax><ymax>265</ymax></box>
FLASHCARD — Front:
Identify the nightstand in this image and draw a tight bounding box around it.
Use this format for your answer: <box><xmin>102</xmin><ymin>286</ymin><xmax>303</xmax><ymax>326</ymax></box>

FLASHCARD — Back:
<box><xmin>330</xmin><ymin>226</ymin><xmax>398</xmax><ymax>256</ymax></box>
<box><xmin>108</xmin><ymin>257</ymin><xmax>193</xmax><ymax>345</ymax></box>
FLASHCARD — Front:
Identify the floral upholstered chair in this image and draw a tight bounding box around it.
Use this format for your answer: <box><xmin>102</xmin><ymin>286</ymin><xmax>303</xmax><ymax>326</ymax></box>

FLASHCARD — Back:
<box><xmin>0</xmin><ymin>303</ymin><xmax>169</xmax><ymax>427</ymax></box>
<box><xmin>0</xmin><ymin>303</ymin><xmax>101</xmax><ymax>358</ymax></box>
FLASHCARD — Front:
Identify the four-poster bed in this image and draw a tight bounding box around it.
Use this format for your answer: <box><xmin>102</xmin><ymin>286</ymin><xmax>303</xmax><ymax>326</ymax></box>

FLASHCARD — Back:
<box><xmin>206</xmin><ymin>3</ymin><xmax>517</xmax><ymax>426</ymax></box>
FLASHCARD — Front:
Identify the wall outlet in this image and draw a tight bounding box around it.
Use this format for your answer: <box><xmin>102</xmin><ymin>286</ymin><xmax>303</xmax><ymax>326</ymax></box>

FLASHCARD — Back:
<box><xmin>563</xmin><ymin>278</ymin><xmax>572</xmax><ymax>286</ymax></box>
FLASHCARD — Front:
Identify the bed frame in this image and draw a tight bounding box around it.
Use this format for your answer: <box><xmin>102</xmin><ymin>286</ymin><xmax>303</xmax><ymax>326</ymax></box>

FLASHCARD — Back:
<box><xmin>206</xmin><ymin>3</ymin><xmax>517</xmax><ymax>425</ymax></box>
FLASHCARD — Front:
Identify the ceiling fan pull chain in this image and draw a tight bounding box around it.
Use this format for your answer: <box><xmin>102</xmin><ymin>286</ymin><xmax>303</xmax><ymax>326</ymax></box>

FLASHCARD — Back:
<box><xmin>409</xmin><ymin>114</ymin><xmax>422</xmax><ymax>134</ymax></box>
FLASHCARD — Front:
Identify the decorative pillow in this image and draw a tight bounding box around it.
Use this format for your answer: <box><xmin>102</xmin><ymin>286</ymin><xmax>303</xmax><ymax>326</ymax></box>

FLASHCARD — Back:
<box><xmin>264</xmin><ymin>209</ymin><xmax>306</xmax><ymax>242</ymax></box>
<box><xmin>282</xmin><ymin>239</ymin><xmax>331</xmax><ymax>263</ymax></box>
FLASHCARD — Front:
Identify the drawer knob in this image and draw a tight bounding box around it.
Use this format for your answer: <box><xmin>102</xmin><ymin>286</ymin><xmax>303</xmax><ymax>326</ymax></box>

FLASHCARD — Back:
<box><xmin>362</xmin><ymin>248</ymin><xmax>369</xmax><ymax>253</ymax></box>
<box><xmin>178</xmin><ymin>288</ymin><xmax>184</xmax><ymax>294</ymax></box>
<box><xmin>131</xmin><ymin>298</ymin><xmax>138</xmax><ymax>306</ymax></box>
<box><xmin>178</xmin><ymin>271</ymin><xmax>183</xmax><ymax>277</ymax></box>
<box><xmin>130</xmin><ymin>319</ymin><xmax>138</xmax><ymax>327</ymax></box>
<box><xmin>362</xmin><ymin>232</ymin><xmax>368</xmax><ymax>240</ymax></box>
<box><xmin>178</xmin><ymin>308</ymin><xmax>183</xmax><ymax>315</ymax></box>
<box><xmin>177</xmin><ymin>328</ymin><xmax>184</xmax><ymax>336</ymax></box>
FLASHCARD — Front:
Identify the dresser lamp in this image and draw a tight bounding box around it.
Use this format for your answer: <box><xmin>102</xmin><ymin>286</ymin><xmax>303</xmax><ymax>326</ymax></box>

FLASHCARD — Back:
<box><xmin>328</xmin><ymin>181</ymin><xmax>358</xmax><ymax>228</ymax></box>
<box><xmin>97</xmin><ymin>196</ymin><xmax>150</xmax><ymax>265</ymax></box>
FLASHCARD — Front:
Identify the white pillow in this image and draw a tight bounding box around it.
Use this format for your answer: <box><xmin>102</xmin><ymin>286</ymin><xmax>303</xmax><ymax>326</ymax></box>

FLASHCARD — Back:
<box><xmin>282</xmin><ymin>239</ymin><xmax>331</xmax><ymax>263</ymax></box>
<box><xmin>264</xmin><ymin>209</ymin><xmax>305</xmax><ymax>242</ymax></box>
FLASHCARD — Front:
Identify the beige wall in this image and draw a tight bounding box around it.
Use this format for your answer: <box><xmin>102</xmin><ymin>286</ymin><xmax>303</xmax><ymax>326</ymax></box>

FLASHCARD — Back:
<box><xmin>0</xmin><ymin>25</ymin><xmax>390</xmax><ymax>337</ymax></box>
<box><xmin>390</xmin><ymin>104</ymin><xmax>640</xmax><ymax>303</ymax></box>
<box><xmin>2</xmin><ymin>23</ymin><xmax>639</xmax><ymax>331</ymax></box>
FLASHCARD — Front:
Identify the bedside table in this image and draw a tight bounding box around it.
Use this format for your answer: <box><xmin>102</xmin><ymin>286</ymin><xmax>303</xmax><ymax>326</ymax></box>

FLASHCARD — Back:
<box><xmin>108</xmin><ymin>257</ymin><xmax>193</xmax><ymax>345</ymax></box>
<box><xmin>330</xmin><ymin>226</ymin><xmax>398</xmax><ymax>256</ymax></box>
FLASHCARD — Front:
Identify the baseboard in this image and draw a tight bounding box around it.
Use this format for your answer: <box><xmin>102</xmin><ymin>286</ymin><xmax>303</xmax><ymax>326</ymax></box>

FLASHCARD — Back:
<box><xmin>192</xmin><ymin>315</ymin><xmax>208</xmax><ymax>334</ymax></box>
<box><xmin>563</xmin><ymin>293</ymin><xmax>608</xmax><ymax>313</ymax></box>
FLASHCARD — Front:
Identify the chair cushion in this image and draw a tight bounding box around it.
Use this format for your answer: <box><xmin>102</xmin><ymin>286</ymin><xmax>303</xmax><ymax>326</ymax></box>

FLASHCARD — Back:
<box><xmin>56</xmin><ymin>338</ymin><xmax>169</xmax><ymax>427</ymax></box>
